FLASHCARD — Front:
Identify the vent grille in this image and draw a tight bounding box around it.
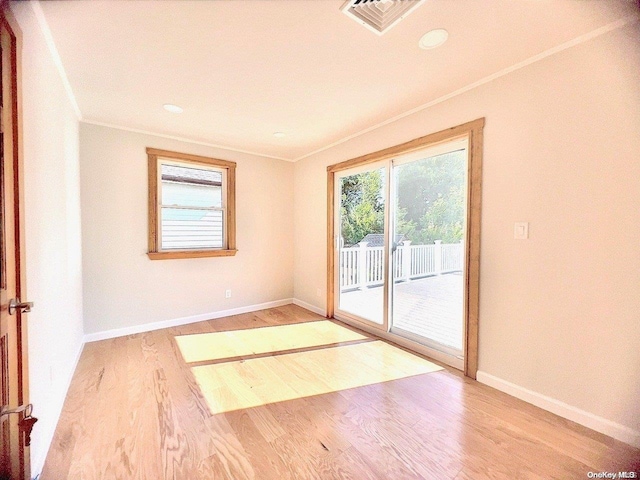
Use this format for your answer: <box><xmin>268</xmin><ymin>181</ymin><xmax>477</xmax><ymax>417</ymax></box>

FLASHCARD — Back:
<box><xmin>341</xmin><ymin>0</ymin><xmax>426</xmax><ymax>35</ymax></box>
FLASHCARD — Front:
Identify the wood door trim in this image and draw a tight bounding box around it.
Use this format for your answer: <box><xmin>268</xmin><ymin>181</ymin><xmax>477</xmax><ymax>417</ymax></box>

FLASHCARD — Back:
<box><xmin>326</xmin><ymin>170</ymin><xmax>335</xmax><ymax>319</ymax></box>
<box><xmin>326</xmin><ymin>118</ymin><xmax>485</xmax><ymax>174</ymax></box>
<box><xmin>326</xmin><ymin>118</ymin><xmax>484</xmax><ymax>379</ymax></box>
<box><xmin>0</xmin><ymin>7</ymin><xmax>29</xmax><ymax>479</ymax></box>
<box><xmin>7</xmin><ymin>15</ymin><xmax>24</xmax><ymax>407</ymax></box>
<box><xmin>463</xmin><ymin>123</ymin><xmax>484</xmax><ymax>379</ymax></box>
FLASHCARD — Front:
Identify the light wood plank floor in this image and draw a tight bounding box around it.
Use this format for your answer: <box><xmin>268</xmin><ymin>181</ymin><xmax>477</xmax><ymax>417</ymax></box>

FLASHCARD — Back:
<box><xmin>41</xmin><ymin>305</ymin><xmax>639</xmax><ymax>479</ymax></box>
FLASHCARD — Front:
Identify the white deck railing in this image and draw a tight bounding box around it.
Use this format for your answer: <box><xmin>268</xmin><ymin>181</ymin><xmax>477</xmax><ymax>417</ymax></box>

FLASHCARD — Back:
<box><xmin>339</xmin><ymin>240</ymin><xmax>463</xmax><ymax>291</ymax></box>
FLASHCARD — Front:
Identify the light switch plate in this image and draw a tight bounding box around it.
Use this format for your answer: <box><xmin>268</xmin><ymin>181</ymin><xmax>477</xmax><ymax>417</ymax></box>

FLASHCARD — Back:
<box><xmin>514</xmin><ymin>222</ymin><xmax>529</xmax><ymax>239</ymax></box>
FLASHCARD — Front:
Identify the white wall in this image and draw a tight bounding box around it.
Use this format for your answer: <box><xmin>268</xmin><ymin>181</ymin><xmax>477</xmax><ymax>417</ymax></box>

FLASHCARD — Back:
<box><xmin>11</xmin><ymin>2</ymin><xmax>85</xmax><ymax>475</ymax></box>
<box><xmin>9</xmin><ymin>5</ymin><xmax>639</xmax><ymax>474</ymax></box>
<box><xmin>80</xmin><ymin>123</ymin><xmax>294</xmax><ymax>335</ymax></box>
<box><xmin>293</xmin><ymin>24</ymin><xmax>640</xmax><ymax>441</ymax></box>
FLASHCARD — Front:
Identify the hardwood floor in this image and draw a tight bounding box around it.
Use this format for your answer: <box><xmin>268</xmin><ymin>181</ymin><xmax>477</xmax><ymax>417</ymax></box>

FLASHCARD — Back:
<box><xmin>41</xmin><ymin>305</ymin><xmax>639</xmax><ymax>479</ymax></box>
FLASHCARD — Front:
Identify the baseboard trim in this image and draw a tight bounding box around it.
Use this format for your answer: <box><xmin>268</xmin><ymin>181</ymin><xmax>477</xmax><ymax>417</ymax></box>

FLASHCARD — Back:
<box><xmin>31</xmin><ymin>339</ymin><xmax>85</xmax><ymax>477</ymax></box>
<box><xmin>84</xmin><ymin>298</ymin><xmax>294</xmax><ymax>343</ymax></box>
<box><xmin>292</xmin><ymin>298</ymin><xmax>326</xmax><ymax>316</ymax></box>
<box><xmin>476</xmin><ymin>371</ymin><xmax>640</xmax><ymax>448</ymax></box>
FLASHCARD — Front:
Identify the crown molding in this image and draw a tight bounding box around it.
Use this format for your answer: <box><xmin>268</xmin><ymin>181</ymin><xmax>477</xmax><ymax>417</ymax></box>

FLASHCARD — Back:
<box><xmin>30</xmin><ymin>0</ymin><xmax>82</xmax><ymax>120</ymax></box>
<box><xmin>81</xmin><ymin>120</ymin><xmax>294</xmax><ymax>162</ymax></box>
<box><xmin>292</xmin><ymin>14</ymin><xmax>639</xmax><ymax>162</ymax></box>
<box><xmin>33</xmin><ymin>3</ymin><xmax>637</xmax><ymax>163</ymax></box>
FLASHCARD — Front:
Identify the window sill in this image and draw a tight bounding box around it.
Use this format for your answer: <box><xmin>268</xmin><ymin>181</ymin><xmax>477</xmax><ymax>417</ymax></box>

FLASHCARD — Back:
<box><xmin>147</xmin><ymin>249</ymin><xmax>238</xmax><ymax>260</ymax></box>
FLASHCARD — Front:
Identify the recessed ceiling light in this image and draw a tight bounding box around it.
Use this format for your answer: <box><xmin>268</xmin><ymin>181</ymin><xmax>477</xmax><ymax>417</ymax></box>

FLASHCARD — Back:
<box><xmin>273</xmin><ymin>132</ymin><xmax>286</xmax><ymax>138</ymax></box>
<box><xmin>419</xmin><ymin>29</ymin><xmax>448</xmax><ymax>49</ymax></box>
<box><xmin>163</xmin><ymin>104</ymin><xmax>183</xmax><ymax>113</ymax></box>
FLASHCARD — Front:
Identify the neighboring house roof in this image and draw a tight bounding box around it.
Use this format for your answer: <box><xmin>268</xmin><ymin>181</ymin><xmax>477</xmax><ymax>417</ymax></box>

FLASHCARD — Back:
<box><xmin>161</xmin><ymin>164</ymin><xmax>222</xmax><ymax>186</ymax></box>
<box><xmin>357</xmin><ymin>233</ymin><xmax>406</xmax><ymax>247</ymax></box>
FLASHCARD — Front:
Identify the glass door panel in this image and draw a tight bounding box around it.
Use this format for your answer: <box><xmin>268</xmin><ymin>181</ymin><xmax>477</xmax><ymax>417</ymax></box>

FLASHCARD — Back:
<box><xmin>335</xmin><ymin>164</ymin><xmax>387</xmax><ymax>327</ymax></box>
<box><xmin>390</xmin><ymin>140</ymin><xmax>468</xmax><ymax>356</ymax></box>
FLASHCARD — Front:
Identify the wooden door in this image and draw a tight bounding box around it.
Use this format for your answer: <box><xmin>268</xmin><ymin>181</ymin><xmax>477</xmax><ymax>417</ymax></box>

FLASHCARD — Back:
<box><xmin>0</xmin><ymin>12</ymin><xmax>31</xmax><ymax>480</ymax></box>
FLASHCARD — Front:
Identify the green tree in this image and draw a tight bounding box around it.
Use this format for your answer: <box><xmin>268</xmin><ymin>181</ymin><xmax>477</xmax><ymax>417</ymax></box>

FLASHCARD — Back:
<box><xmin>340</xmin><ymin>170</ymin><xmax>384</xmax><ymax>245</ymax></box>
<box><xmin>396</xmin><ymin>150</ymin><xmax>465</xmax><ymax>244</ymax></box>
<box><xmin>339</xmin><ymin>150</ymin><xmax>465</xmax><ymax>246</ymax></box>
<box><xmin>416</xmin><ymin>185</ymin><xmax>464</xmax><ymax>243</ymax></box>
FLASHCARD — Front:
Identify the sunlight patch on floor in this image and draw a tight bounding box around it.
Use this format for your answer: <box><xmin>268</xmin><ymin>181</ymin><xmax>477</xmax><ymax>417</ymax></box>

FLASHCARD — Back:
<box><xmin>191</xmin><ymin>340</ymin><xmax>443</xmax><ymax>414</ymax></box>
<box><xmin>175</xmin><ymin>320</ymin><xmax>367</xmax><ymax>363</ymax></box>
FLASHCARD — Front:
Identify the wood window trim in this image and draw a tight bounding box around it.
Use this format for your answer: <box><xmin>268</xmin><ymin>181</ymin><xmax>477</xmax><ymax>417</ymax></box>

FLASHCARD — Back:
<box><xmin>326</xmin><ymin>118</ymin><xmax>484</xmax><ymax>379</ymax></box>
<box><xmin>147</xmin><ymin>147</ymin><xmax>237</xmax><ymax>260</ymax></box>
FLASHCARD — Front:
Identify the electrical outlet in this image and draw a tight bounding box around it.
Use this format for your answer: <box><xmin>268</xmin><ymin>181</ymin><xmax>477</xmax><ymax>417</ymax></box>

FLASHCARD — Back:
<box><xmin>225</xmin><ymin>289</ymin><xmax>232</xmax><ymax>298</ymax></box>
<box><xmin>316</xmin><ymin>288</ymin><xmax>322</xmax><ymax>297</ymax></box>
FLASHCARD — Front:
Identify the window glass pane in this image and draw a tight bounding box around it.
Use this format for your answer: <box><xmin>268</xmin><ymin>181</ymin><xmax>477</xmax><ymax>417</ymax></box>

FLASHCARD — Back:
<box><xmin>161</xmin><ymin>208</ymin><xmax>224</xmax><ymax>250</ymax></box>
<box><xmin>161</xmin><ymin>164</ymin><xmax>222</xmax><ymax>208</ymax></box>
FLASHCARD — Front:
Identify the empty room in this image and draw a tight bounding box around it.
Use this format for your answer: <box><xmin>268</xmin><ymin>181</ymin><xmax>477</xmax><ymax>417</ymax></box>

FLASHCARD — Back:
<box><xmin>1</xmin><ymin>0</ymin><xmax>639</xmax><ymax>479</ymax></box>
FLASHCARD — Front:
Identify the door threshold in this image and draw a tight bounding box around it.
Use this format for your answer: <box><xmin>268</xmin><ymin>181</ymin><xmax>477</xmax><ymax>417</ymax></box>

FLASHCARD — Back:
<box><xmin>333</xmin><ymin>313</ymin><xmax>464</xmax><ymax>371</ymax></box>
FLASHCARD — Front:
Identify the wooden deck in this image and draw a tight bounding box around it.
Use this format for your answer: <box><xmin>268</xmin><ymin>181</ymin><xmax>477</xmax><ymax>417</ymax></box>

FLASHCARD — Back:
<box><xmin>339</xmin><ymin>273</ymin><xmax>463</xmax><ymax>351</ymax></box>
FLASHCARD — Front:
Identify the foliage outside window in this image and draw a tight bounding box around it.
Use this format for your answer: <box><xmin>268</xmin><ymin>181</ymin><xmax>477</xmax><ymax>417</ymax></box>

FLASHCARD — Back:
<box><xmin>340</xmin><ymin>150</ymin><xmax>466</xmax><ymax>246</ymax></box>
<box><xmin>147</xmin><ymin>148</ymin><xmax>236</xmax><ymax>259</ymax></box>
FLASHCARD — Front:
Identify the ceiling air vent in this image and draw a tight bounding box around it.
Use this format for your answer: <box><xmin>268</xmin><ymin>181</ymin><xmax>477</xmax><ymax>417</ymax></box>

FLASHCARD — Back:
<box><xmin>341</xmin><ymin>0</ymin><xmax>426</xmax><ymax>36</ymax></box>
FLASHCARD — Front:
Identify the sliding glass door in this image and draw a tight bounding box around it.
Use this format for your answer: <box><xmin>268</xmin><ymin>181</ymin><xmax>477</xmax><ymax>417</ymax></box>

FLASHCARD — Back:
<box><xmin>334</xmin><ymin>162</ymin><xmax>389</xmax><ymax>329</ymax></box>
<box><xmin>390</xmin><ymin>139</ymin><xmax>468</xmax><ymax>358</ymax></box>
<box><xmin>331</xmin><ymin>139</ymin><xmax>474</xmax><ymax>368</ymax></box>
<box><xmin>329</xmin><ymin>119</ymin><xmax>483</xmax><ymax>374</ymax></box>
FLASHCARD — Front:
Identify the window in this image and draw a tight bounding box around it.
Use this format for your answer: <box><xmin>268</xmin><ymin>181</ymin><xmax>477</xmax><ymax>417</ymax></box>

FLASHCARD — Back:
<box><xmin>147</xmin><ymin>148</ymin><xmax>236</xmax><ymax>259</ymax></box>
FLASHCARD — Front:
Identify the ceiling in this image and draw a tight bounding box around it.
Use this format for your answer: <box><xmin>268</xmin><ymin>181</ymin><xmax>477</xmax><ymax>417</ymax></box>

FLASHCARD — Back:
<box><xmin>38</xmin><ymin>0</ymin><xmax>637</xmax><ymax>161</ymax></box>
